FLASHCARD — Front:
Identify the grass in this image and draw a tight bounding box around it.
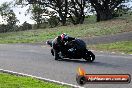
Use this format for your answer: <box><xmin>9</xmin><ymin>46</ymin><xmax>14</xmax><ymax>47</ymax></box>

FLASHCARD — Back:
<box><xmin>0</xmin><ymin>73</ymin><xmax>70</xmax><ymax>88</ymax></box>
<box><xmin>0</xmin><ymin>15</ymin><xmax>132</xmax><ymax>43</ymax></box>
<box><xmin>89</xmin><ymin>41</ymin><xmax>132</xmax><ymax>54</ymax></box>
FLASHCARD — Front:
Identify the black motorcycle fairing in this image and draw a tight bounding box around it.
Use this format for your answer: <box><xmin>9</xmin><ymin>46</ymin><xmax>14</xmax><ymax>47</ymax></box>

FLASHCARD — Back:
<box><xmin>59</xmin><ymin>39</ymin><xmax>87</xmax><ymax>59</ymax></box>
<box><xmin>67</xmin><ymin>39</ymin><xmax>86</xmax><ymax>50</ymax></box>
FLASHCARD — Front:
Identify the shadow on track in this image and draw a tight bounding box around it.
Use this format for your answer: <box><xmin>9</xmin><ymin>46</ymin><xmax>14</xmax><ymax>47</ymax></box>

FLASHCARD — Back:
<box><xmin>57</xmin><ymin>59</ymin><xmax>119</xmax><ymax>68</ymax></box>
<box><xmin>58</xmin><ymin>59</ymin><xmax>89</xmax><ymax>63</ymax></box>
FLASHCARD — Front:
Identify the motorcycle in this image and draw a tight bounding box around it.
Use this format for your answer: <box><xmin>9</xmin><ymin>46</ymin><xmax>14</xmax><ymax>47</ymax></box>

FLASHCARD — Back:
<box><xmin>46</xmin><ymin>38</ymin><xmax>95</xmax><ymax>62</ymax></box>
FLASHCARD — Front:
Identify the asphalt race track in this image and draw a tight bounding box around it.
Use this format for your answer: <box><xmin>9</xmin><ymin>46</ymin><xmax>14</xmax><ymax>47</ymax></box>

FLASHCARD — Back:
<box><xmin>0</xmin><ymin>44</ymin><xmax>132</xmax><ymax>88</ymax></box>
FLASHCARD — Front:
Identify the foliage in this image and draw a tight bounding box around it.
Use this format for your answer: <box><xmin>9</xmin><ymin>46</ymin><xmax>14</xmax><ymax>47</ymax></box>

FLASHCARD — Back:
<box><xmin>88</xmin><ymin>0</ymin><xmax>126</xmax><ymax>21</ymax></box>
<box><xmin>0</xmin><ymin>24</ymin><xmax>19</xmax><ymax>33</ymax></box>
<box><xmin>28</xmin><ymin>4</ymin><xmax>45</xmax><ymax>28</ymax></box>
<box><xmin>16</xmin><ymin>0</ymin><xmax>132</xmax><ymax>25</ymax></box>
<box><xmin>19</xmin><ymin>21</ymin><xmax>32</xmax><ymax>31</ymax></box>
<box><xmin>48</xmin><ymin>15</ymin><xmax>59</xmax><ymax>28</ymax></box>
<box><xmin>16</xmin><ymin>0</ymin><xmax>89</xmax><ymax>25</ymax></box>
<box><xmin>0</xmin><ymin>2</ymin><xmax>19</xmax><ymax>32</ymax></box>
<box><xmin>0</xmin><ymin>15</ymin><xmax>132</xmax><ymax>43</ymax></box>
<box><xmin>113</xmin><ymin>4</ymin><xmax>131</xmax><ymax>17</ymax></box>
<box><xmin>0</xmin><ymin>2</ymin><xmax>18</xmax><ymax>25</ymax></box>
<box><xmin>0</xmin><ymin>24</ymin><xmax>8</xmax><ymax>33</ymax></box>
<box><xmin>68</xmin><ymin>0</ymin><xmax>87</xmax><ymax>24</ymax></box>
<box><xmin>7</xmin><ymin>10</ymin><xmax>18</xmax><ymax>26</ymax></box>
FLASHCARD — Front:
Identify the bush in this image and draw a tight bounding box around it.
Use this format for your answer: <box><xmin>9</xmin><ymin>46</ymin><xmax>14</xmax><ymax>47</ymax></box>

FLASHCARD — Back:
<box><xmin>113</xmin><ymin>5</ymin><xmax>130</xmax><ymax>17</ymax></box>
<box><xmin>0</xmin><ymin>24</ymin><xmax>8</xmax><ymax>33</ymax></box>
<box><xmin>0</xmin><ymin>24</ymin><xmax>19</xmax><ymax>33</ymax></box>
<box><xmin>48</xmin><ymin>15</ymin><xmax>59</xmax><ymax>28</ymax></box>
<box><xmin>0</xmin><ymin>22</ymin><xmax>32</xmax><ymax>33</ymax></box>
<box><xmin>19</xmin><ymin>21</ymin><xmax>32</xmax><ymax>31</ymax></box>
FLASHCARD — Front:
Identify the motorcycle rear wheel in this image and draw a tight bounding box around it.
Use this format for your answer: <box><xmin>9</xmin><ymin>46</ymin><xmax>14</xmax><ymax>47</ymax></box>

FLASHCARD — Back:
<box><xmin>55</xmin><ymin>51</ymin><xmax>63</xmax><ymax>60</ymax></box>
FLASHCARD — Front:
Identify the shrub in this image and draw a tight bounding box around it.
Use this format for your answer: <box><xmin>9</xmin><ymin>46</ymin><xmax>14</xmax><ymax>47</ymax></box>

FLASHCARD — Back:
<box><xmin>19</xmin><ymin>21</ymin><xmax>32</xmax><ymax>31</ymax></box>
<box><xmin>48</xmin><ymin>15</ymin><xmax>59</xmax><ymax>28</ymax></box>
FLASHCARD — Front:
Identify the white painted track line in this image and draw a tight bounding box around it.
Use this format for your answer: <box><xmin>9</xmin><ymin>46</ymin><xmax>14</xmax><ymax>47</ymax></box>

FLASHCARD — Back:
<box><xmin>0</xmin><ymin>69</ymin><xmax>84</xmax><ymax>88</ymax></box>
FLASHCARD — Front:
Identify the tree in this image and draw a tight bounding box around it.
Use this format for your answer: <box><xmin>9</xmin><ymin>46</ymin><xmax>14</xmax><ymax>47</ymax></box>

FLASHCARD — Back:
<box><xmin>113</xmin><ymin>3</ymin><xmax>132</xmax><ymax>17</ymax></box>
<box><xmin>0</xmin><ymin>24</ymin><xmax>8</xmax><ymax>33</ymax></box>
<box><xmin>7</xmin><ymin>10</ymin><xmax>19</xmax><ymax>26</ymax></box>
<box><xmin>0</xmin><ymin>2</ymin><xmax>19</xmax><ymax>32</ymax></box>
<box><xmin>68</xmin><ymin>0</ymin><xmax>87</xmax><ymax>24</ymax></box>
<box><xmin>26</xmin><ymin>0</ymin><xmax>68</xmax><ymax>26</ymax></box>
<box><xmin>16</xmin><ymin>0</ymin><xmax>68</xmax><ymax>25</ymax></box>
<box><xmin>19</xmin><ymin>21</ymin><xmax>32</xmax><ymax>31</ymax></box>
<box><xmin>28</xmin><ymin>4</ymin><xmax>44</xmax><ymax>28</ymax></box>
<box><xmin>48</xmin><ymin>14</ymin><xmax>59</xmax><ymax>28</ymax></box>
<box><xmin>0</xmin><ymin>2</ymin><xmax>12</xmax><ymax>23</ymax></box>
<box><xmin>17</xmin><ymin>0</ymin><xmax>88</xmax><ymax>25</ymax></box>
<box><xmin>88</xmin><ymin>0</ymin><xmax>127</xmax><ymax>22</ymax></box>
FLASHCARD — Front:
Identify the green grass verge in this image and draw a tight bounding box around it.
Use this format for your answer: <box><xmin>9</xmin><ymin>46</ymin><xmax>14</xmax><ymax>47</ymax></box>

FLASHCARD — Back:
<box><xmin>89</xmin><ymin>41</ymin><xmax>132</xmax><ymax>54</ymax></box>
<box><xmin>0</xmin><ymin>15</ymin><xmax>132</xmax><ymax>43</ymax></box>
<box><xmin>0</xmin><ymin>73</ymin><xmax>70</xmax><ymax>88</ymax></box>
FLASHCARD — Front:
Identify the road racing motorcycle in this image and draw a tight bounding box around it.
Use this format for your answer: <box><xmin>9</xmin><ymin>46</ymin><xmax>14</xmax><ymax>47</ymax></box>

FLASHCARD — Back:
<box><xmin>46</xmin><ymin>38</ymin><xmax>95</xmax><ymax>62</ymax></box>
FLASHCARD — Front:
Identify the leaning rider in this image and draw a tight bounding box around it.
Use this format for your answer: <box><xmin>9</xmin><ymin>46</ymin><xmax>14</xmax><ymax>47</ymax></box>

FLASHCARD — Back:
<box><xmin>52</xmin><ymin>33</ymin><xmax>75</xmax><ymax>60</ymax></box>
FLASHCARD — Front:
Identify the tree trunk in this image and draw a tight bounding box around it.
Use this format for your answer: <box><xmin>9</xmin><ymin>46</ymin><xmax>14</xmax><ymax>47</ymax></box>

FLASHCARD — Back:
<box><xmin>69</xmin><ymin>12</ymin><xmax>85</xmax><ymax>25</ymax></box>
<box><xmin>79</xmin><ymin>4</ymin><xmax>85</xmax><ymax>24</ymax></box>
<box><xmin>37</xmin><ymin>23</ymin><xmax>40</xmax><ymax>29</ymax></box>
<box><xmin>58</xmin><ymin>11</ymin><xmax>67</xmax><ymax>26</ymax></box>
<box><xmin>96</xmin><ymin>10</ymin><xmax>113</xmax><ymax>22</ymax></box>
<box><xmin>79</xmin><ymin>14</ymin><xmax>85</xmax><ymax>24</ymax></box>
<box><xmin>60</xmin><ymin>16</ymin><xmax>66</xmax><ymax>26</ymax></box>
<box><xmin>68</xmin><ymin>14</ymin><xmax>76</xmax><ymax>25</ymax></box>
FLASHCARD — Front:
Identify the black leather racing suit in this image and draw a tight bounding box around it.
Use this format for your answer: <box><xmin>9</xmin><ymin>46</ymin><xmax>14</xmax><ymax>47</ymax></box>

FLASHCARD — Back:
<box><xmin>52</xmin><ymin>36</ymin><xmax>75</xmax><ymax>60</ymax></box>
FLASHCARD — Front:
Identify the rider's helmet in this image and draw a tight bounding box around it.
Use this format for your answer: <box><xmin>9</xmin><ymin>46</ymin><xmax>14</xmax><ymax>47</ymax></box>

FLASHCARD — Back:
<box><xmin>60</xmin><ymin>33</ymin><xmax>69</xmax><ymax>41</ymax></box>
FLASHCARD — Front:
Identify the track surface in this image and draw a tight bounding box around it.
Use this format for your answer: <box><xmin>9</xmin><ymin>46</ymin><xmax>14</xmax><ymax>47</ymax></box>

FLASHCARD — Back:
<box><xmin>83</xmin><ymin>32</ymin><xmax>132</xmax><ymax>44</ymax></box>
<box><xmin>0</xmin><ymin>44</ymin><xmax>132</xmax><ymax>88</ymax></box>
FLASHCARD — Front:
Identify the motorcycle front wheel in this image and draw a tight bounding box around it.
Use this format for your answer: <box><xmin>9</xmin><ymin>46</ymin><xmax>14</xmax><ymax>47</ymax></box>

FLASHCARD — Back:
<box><xmin>84</xmin><ymin>50</ymin><xmax>95</xmax><ymax>62</ymax></box>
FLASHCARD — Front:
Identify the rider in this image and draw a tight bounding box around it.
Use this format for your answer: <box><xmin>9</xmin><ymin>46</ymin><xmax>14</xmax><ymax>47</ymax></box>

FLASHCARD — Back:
<box><xmin>52</xmin><ymin>33</ymin><xmax>75</xmax><ymax>48</ymax></box>
<box><xmin>52</xmin><ymin>33</ymin><xmax>75</xmax><ymax>60</ymax></box>
<box><xmin>60</xmin><ymin>33</ymin><xmax>75</xmax><ymax>43</ymax></box>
